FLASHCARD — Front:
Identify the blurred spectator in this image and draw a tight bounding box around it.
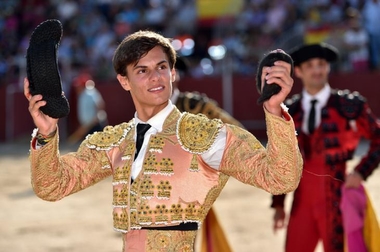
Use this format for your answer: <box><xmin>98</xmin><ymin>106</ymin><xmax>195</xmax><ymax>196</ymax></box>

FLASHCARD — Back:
<box><xmin>56</xmin><ymin>0</ymin><xmax>79</xmax><ymax>22</ymax></box>
<box><xmin>236</xmin><ymin>1</ymin><xmax>266</xmax><ymax>34</ymax></box>
<box><xmin>345</xmin><ymin>0</ymin><xmax>366</xmax><ymax>9</ymax></box>
<box><xmin>67</xmin><ymin>73</ymin><xmax>108</xmax><ymax>143</ymax></box>
<box><xmin>342</xmin><ymin>8</ymin><xmax>369</xmax><ymax>72</ymax></box>
<box><xmin>362</xmin><ymin>0</ymin><xmax>380</xmax><ymax>71</ymax></box>
<box><xmin>1</xmin><ymin>0</ymin><xmax>379</xmax><ymax>83</ymax></box>
<box><xmin>143</xmin><ymin>0</ymin><xmax>167</xmax><ymax>32</ymax></box>
<box><xmin>264</xmin><ymin>0</ymin><xmax>289</xmax><ymax>37</ymax></box>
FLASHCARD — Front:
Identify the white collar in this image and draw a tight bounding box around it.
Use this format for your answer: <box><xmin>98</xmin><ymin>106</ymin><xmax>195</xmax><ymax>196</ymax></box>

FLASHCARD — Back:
<box><xmin>302</xmin><ymin>84</ymin><xmax>331</xmax><ymax>107</ymax></box>
<box><xmin>134</xmin><ymin>100</ymin><xmax>175</xmax><ymax>132</ymax></box>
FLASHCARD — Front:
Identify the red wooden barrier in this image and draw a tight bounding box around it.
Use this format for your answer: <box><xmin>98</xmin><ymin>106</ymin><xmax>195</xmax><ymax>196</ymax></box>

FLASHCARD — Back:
<box><xmin>1</xmin><ymin>72</ymin><xmax>379</xmax><ymax>142</ymax></box>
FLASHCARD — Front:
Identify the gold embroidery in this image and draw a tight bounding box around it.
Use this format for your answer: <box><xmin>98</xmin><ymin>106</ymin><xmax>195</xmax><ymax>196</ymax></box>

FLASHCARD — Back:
<box><xmin>170</xmin><ymin>204</ymin><xmax>184</xmax><ymax>223</ymax></box>
<box><xmin>144</xmin><ymin>154</ymin><xmax>159</xmax><ymax>174</ymax></box>
<box><xmin>161</xmin><ymin>109</ymin><xmax>181</xmax><ymax>136</ymax></box>
<box><xmin>154</xmin><ymin>205</ymin><xmax>169</xmax><ymax>224</ymax></box>
<box><xmin>113</xmin><ymin>161</ymin><xmax>132</xmax><ymax>182</ymax></box>
<box><xmin>157</xmin><ymin>180</ymin><xmax>171</xmax><ymax>199</ymax></box>
<box><xmin>110</xmin><ymin>108</ymin><xmax>249</xmax><ymax>236</ymax></box>
<box><xmin>140</xmin><ymin>178</ymin><xmax>155</xmax><ymax>199</ymax></box>
<box><xmin>100</xmin><ymin>155</ymin><xmax>111</xmax><ymax>168</ymax></box>
<box><xmin>130</xmin><ymin>191</ymin><xmax>138</xmax><ymax>206</ymax></box>
<box><xmin>130</xmin><ymin>179</ymin><xmax>139</xmax><ymax>198</ymax></box>
<box><xmin>177</xmin><ymin>112</ymin><xmax>223</xmax><ymax>154</ymax></box>
<box><xmin>138</xmin><ymin>204</ymin><xmax>153</xmax><ymax>224</ymax></box>
<box><xmin>113</xmin><ymin>208</ymin><xmax>129</xmax><ymax>231</ymax></box>
<box><xmin>149</xmin><ymin>135</ymin><xmax>165</xmax><ymax>153</ymax></box>
<box><xmin>189</xmin><ymin>154</ymin><xmax>199</xmax><ymax>172</ymax></box>
<box><xmin>159</xmin><ymin>158</ymin><xmax>174</xmax><ymax>175</ymax></box>
<box><xmin>264</xmin><ymin>111</ymin><xmax>303</xmax><ymax>194</ymax></box>
<box><xmin>184</xmin><ymin>203</ymin><xmax>199</xmax><ymax>222</ymax></box>
<box><xmin>130</xmin><ymin>210</ymin><xmax>138</xmax><ymax>228</ymax></box>
<box><xmin>219</xmin><ymin>112</ymin><xmax>302</xmax><ymax>195</ymax></box>
<box><xmin>113</xmin><ymin>186</ymin><xmax>129</xmax><ymax>206</ymax></box>
<box><xmin>121</xmin><ymin>142</ymin><xmax>135</xmax><ymax>160</ymax></box>
<box><xmin>174</xmin><ymin>241</ymin><xmax>193</xmax><ymax>252</ymax></box>
<box><xmin>152</xmin><ymin>232</ymin><xmax>171</xmax><ymax>249</ymax></box>
<box><xmin>86</xmin><ymin>122</ymin><xmax>133</xmax><ymax>150</ymax></box>
<box><xmin>230</xmin><ymin>124</ymin><xmax>262</xmax><ymax>150</ymax></box>
<box><xmin>146</xmin><ymin>230</ymin><xmax>197</xmax><ymax>252</ymax></box>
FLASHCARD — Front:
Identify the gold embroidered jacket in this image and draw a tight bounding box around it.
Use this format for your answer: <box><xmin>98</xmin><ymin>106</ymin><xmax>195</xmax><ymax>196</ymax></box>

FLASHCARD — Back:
<box><xmin>29</xmin><ymin>107</ymin><xmax>302</xmax><ymax>251</ymax></box>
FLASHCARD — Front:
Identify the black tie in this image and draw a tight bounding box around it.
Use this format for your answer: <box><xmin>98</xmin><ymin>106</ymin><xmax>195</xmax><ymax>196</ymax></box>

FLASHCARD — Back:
<box><xmin>308</xmin><ymin>99</ymin><xmax>317</xmax><ymax>134</ymax></box>
<box><xmin>135</xmin><ymin>123</ymin><xmax>151</xmax><ymax>160</ymax></box>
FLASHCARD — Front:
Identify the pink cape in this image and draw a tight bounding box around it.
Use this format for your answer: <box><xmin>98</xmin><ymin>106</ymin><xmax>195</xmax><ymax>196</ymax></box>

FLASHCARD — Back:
<box><xmin>340</xmin><ymin>184</ymin><xmax>380</xmax><ymax>252</ymax></box>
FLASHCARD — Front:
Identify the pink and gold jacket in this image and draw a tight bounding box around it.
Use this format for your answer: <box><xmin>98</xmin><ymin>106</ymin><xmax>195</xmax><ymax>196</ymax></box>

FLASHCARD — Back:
<box><xmin>30</xmin><ymin>107</ymin><xmax>302</xmax><ymax>251</ymax></box>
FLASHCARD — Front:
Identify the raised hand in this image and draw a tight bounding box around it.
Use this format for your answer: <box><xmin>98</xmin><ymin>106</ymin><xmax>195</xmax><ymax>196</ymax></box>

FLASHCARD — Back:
<box><xmin>24</xmin><ymin>78</ymin><xmax>58</xmax><ymax>135</ymax></box>
<box><xmin>261</xmin><ymin>60</ymin><xmax>294</xmax><ymax>117</ymax></box>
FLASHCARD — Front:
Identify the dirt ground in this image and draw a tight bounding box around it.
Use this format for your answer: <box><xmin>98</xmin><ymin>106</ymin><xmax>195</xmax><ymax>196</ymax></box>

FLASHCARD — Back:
<box><xmin>1</xmin><ymin>138</ymin><xmax>379</xmax><ymax>252</ymax></box>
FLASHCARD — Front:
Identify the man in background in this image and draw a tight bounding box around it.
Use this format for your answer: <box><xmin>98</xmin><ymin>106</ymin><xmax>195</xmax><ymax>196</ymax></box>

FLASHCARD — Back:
<box><xmin>271</xmin><ymin>43</ymin><xmax>380</xmax><ymax>252</ymax></box>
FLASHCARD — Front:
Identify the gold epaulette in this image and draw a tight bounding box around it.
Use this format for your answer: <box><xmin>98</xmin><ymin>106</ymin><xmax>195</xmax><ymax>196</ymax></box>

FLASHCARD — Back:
<box><xmin>86</xmin><ymin>121</ymin><xmax>134</xmax><ymax>151</ymax></box>
<box><xmin>177</xmin><ymin>112</ymin><xmax>223</xmax><ymax>154</ymax></box>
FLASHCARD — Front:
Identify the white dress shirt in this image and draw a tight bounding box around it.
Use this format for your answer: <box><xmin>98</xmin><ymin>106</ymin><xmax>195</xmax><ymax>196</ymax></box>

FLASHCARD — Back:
<box><xmin>301</xmin><ymin>84</ymin><xmax>331</xmax><ymax>134</ymax></box>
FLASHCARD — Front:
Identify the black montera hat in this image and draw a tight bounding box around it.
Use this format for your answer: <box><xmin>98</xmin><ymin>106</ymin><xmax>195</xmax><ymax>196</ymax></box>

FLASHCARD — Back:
<box><xmin>26</xmin><ymin>19</ymin><xmax>70</xmax><ymax>118</ymax></box>
<box><xmin>256</xmin><ymin>49</ymin><xmax>294</xmax><ymax>104</ymax></box>
<box><xmin>290</xmin><ymin>43</ymin><xmax>339</xmax><ymax>66</ymax></box>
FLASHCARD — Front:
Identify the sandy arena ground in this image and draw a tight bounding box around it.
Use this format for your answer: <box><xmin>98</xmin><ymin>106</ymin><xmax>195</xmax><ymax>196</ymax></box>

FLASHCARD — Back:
<box><xmin>1</xmin><ymin>138</ymin><xmax>379</xmax><ymax>252</ymax></box>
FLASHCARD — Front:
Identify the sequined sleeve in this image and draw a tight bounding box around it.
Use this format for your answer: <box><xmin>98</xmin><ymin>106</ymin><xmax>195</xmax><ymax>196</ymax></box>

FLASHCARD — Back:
<box><xmin>220</xmin><ymin>109</ymin><xmax>303</xmax><ymax>195</ymax></box>
<box><xmin>29</xmin><ymin>130</ymin><xmax>112</xmax><ymax>201</ymax></box>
